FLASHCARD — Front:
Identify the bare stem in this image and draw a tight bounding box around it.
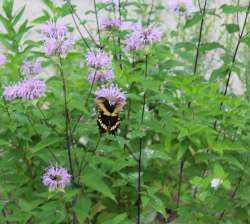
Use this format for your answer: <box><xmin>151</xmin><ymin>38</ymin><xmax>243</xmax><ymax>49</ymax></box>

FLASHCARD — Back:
<box><xmin>58</xmin><ymin>57</ymin><xmax>75</xmax><ymax>183</ymax></box>
<box><xmin>118</xmin><ymin>0</ymin><xmax>122</xmax><ymax>70</ymax></box>
<box><xmin>66</xmin><ymin>0</ymin><xmax>98</xmax><ymax>49</ymax></box>
<box><xmin>176</xmin><ymin>160</ymin><xmax>185</xmax><ymax>208</ymax></box>
<box><xmin>137</xmin><ymin>54</ymin><xmax>148</xmax><ymax>224</ymax></box>
<box><xmin>72</xmin><ymin>70</ymin><xmax>97</xmax><ymax>134</ymax></box>
<box><xmin>147</xmin><ymin>0</ymin><xmax>155</xmax><ymax>26</ymax></box>
<box><xmin>214</xmin><ymin>0</ymin><xmax>250</xmax><ymax>129</ymax></box>
<box><xmin>193</xmin><ymin>0</ymin><xmax>208</xmax><ymax>74</ymax></box>
<box><xmin>36</xmin><ymin>104</ymin><xmax>61</xmax><ymax>135</ymax></box>
<box><xmin>93</xmin><ymin>0</ymin><xmax>101</xmax><ymax>44</ymax></box>
<box><xmin>76</xmin><ymin>134</ymin><xmax>101</xmax><ymax>183</ymax></box>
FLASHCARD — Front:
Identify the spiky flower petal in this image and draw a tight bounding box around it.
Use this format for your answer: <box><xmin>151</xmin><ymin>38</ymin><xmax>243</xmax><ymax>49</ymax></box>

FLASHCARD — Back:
<box><xmin>3</xmin><ymin>79</ymin><xmax>46</xmax><ymax>101</ymax></box>
<box><xmin>88</xmin><ymin>70</ymin><xmax>114</xmax><ymax>84</ymax></box>
<box><xmin>42</xmin><ymin>166</ymin><xmax>71</xmax><ymax>191</ymax></box>
<box><xmin>41</xmin><ymin>21</ymin><xmax>74</xmax><ymax>56</ymax></box>
<box><xmin>86</xmin><ymin>50</ymin><xmax>112</xmax><ymax>69</ymax></box>
<box><xmin>125</xmin><ymin>26</ymin><xmax>162</xmax><ymax>51</ymax></box>
<box><xmin>21</xmin><ymin>60</ymin><xmax>42</xmax><ymax>77</ymax></box>
<box><xmin>95</xmin><ymin>84</ymin><xmax>126</xmax><ymax>107</ymax></box>
<box><xmin>101</xmin><ymin>17</ymin><xmax>122</xmax><ymax>30</ymax></box>
<box><xmin>168</xmin><ymin>0</ymin><xmax>196</xmax><ymax>15</ymax></box>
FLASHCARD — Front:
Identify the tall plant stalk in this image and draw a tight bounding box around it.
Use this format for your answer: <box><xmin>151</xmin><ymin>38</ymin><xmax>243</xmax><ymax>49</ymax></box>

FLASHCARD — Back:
<box><xmin>193</xmin><ymin>0</ymin><xmax>208</xmax><ymax>75</ymax></box>
<box><xmin>93</xmin><ymin>0</ymin><xmax>101</xmax><ymax>44</ymax></box>
<box><xmin>118</xmin><ymin>0</ymin><xmax>122</xmax><ymax>69</ymax></box>
<box><xmin>66</xmin><ymin>0</ymin><xmax>98</xmax><ymax>48</ymax></box>
<box><xmin>216</xmin><ymin>2</ymin><xmax>250</xmax><ymax>220</ymax></box>
<box><xmin>58</xmin><ymin>57</ymin><xmax>74</xmax><ymax>183</ymax></box>
<box><xmin>178</xmin><ymin>0</ymin><xmax>208</xmax><ymax>209</ymax></box>
<box><xmin>137</xmin><ymin>54</ymin><xmax>148</xmax><ymax>224</ymax></box>
<box><xmin>136</xmin><ymin>2</ymin><xmax>154</xmax><ymax>223</ymax></box>
<box><xmin>72</xmin><ymin>70</ymin><xmax>97</xmax><ymax>133</ymax></box>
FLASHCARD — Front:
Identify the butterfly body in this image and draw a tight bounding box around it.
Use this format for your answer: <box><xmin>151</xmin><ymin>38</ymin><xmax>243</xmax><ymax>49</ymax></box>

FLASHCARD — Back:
<box><xmin>96</xmin><ymin>98</ymin><xmax>122</xmax><ymax>134</ymax></box>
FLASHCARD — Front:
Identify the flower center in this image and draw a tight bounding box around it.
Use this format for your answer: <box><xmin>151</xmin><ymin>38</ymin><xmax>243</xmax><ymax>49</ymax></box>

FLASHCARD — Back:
<box><xmin>50</xmin><ymin>175</ymin><xmax>61</xmax><ymax>181</ymax></box>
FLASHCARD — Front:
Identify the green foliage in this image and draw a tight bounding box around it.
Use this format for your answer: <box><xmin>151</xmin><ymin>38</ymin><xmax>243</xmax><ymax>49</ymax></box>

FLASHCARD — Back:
<box><xmin>0</xmin><ymin>0</ymin><xmax>250</xmax><ymax>224</ymax></box>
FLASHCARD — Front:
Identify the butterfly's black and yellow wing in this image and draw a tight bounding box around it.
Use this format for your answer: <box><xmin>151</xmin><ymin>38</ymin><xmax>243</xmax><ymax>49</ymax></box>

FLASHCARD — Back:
<box><xmin>96</xmin><ymin>98</ymin><xmax>122</xmax><ymax>134</ymax></box>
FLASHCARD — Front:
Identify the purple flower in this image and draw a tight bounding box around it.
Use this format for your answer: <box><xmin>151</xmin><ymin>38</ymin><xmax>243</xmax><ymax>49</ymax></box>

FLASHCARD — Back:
<box><xmin>168</xmin><ymin>0</ymin><xmax>196</xmax><ymax>15</ymax></box>
<box><xmin>0</xmin><ymin>54</ymin><xmax>6</xmax><ymax>66</ymax></box>
<box><xmin>125</xmin><ymin>26</ymin><xmax>162</xmax><ymax>51</ymax></box>
<box><xmin>86</xmin><ymin>50</ymin><xmax>112</xmax><ymax>69</ymax></box>
<box><xmin>42</xmin><ymin>166</ymin><xmax>71</xmax><ymax>191</ymax></box>
<box><xmin>95</xmin><ymin>84</ymin><xmax>126</xmax><ymax>108</ymax></box>
<box><xmin>101</xmin><ymin>17</ymin><xmax>122</xmax><ymax>30</ymax></box>
<box><xmin>125</xmin><ymin>31</ymin><xmax>144</xmax><ymax>51</ymax></box>
<box><xmin>41</xmin><ymin>21</ymin><xmax>67</xmax><ymax>38</ymax></box>
<box><xmin>41</xmin><ymin>21</ymin><xmax>74</xmax><ymax>56</ymax></box>
<box><xmin>21</xmin><ymin>60</ymin><xmax>42</xmax><ymax>77</ymax></box>
<box><xmin>18</xmin><ymin>79</ymin><xmax>46</xmax><ymax>100</ymax></box>
<box><xmin>139</xmin><ymin>27</ymin><xmax>162</xmax><ymax>45</ymax></box>
<box><xmin>121</xmin><ymin>22</ymin><xmax>142</xmax><ymax>31</ymax></box>
<box><xmin>3</xmin><ymin>84</ymin><xmax>19</xmax><ymax>101</ymax></box>
<box><xmin>88</xmin><ymin>70</ymin><xmax>114</xmax><ymax>84</ymax></box>
<box><xmin>3</xmin><ymin>79</ymin><xmax>46</xmax><ymax>101</ymax></box>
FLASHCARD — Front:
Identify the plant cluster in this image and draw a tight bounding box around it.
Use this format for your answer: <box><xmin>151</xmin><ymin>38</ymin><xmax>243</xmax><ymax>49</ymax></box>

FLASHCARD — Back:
<box><xmin>1</xmin><ymin>0</ymin><xmax>250</xmax><ymax>223</ymax></box>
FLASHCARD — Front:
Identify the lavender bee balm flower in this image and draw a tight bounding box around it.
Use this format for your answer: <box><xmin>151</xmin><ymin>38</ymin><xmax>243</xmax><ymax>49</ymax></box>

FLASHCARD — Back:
<box><xmin>42</xmin><ymin>166</ymin><xmax>71</xmax><ymax>191</ymax></box>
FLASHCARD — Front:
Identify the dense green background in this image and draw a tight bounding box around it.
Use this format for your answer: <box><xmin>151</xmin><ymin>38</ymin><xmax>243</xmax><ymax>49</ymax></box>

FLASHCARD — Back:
<box><xmin>1</xmin><ymin>0</ymin><xmax>250</xmax><ymax>223</ymax></box>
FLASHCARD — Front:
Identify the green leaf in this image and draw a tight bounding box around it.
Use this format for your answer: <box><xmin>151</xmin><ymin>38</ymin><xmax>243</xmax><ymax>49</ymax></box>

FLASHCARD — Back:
<box><xmin>241</xmin><ymin>36</ymin><xmax>250</xmax><ymax>47</ymax></box>
<box><xmin>75</xmin><ymin>197</ymin><xmax>92</xmax><ymax>223</ymax></box>
<box><xmin>3</xmin><ymin>0</ymin><xmax>14</xmax><ymax>19</ymax></box>
<box><xmin>42</xmin><ymin>0</ymin><xmax>56</xmax><ymax>13</ymax></box>
<box><xmin>31</xmin><ymin>137</ymin><xmax>62</xmax><ymax>154</ymax></box>
<box><xmin>81</xmin><ymin>171</ymin><xmax>116</xmax><ymax>201</ymax></box>
<box><xmin>213</xmin><ymin>164</ymin><xmax>225</xmax><ymax>177</ymax></box>
<box><xmin>185</xmin><ymin>14</ymin><xmax>202</xmax><ymax>29</ymax></box>
<box><xmin>102</xmin><ymin>213</ymin><xmax>128</xmax><ymax>224</ymax></box>
<box><xmin>12</xmin><ymin>6</ymin><xmax>25</xmax><ymax>26</ymax></box>
<box><xmin>225</xmin><ymin>23</ymin><xmax>240</xmax><ymax>33</ymax></box>
<box><xmin>221</xmin><ymin>4</ymin><xmax>248</xmax><ymax>14</ymax></box>
<box><xmin>32</xmin><ymin>10</ymin><xmax>50</xmax><ymax>24</ymax></box>
<box><xmin>200</xmin><ymin>42</ymin><xmax>224</xmax><ymax>53</ymax></box>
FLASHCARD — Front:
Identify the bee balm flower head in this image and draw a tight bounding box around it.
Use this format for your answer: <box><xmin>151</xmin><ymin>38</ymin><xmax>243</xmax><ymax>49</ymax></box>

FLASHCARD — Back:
<box><xmin>95</xmin><ymin>84</ymin><xmax>126</xmax><ymax>107</ymax></box>
<box><xmin>86</xmin><ymin>50</ymin><xmax>112</xmax><ymax>69</ymax></box>
<box><xmin>41</xmin><ymin>21</ymin><xmax>74</xmax><ymax>56</ymax></box>
<box><xmin>101</xmin><ymin>17</ymin><xmax>122</xmax><ymax>30</ymax></box>
<box><xmin>88</xmin><ymin>70</ymin><xmax>114</xmax><ymax>84</ymax></box>
<box><xmin>21</xmin><ymin>60</ymin><xmax>42</xmax><ymax>77</ymax></box>
<box><xmin>125</xmin><ymin>26</ymin><xmax>162</xmax><ymax>51</ymax></box>
<box><xmin>168</xmin><ymin>0</ymin><xmax>196</xmax><ymax>15</ymax></box>
<box><xmin>3</xmin><ymin>78</ymin><xmax>46</xmax><ymax>101</ymax></box>
<box><xmin>42</xmin><ymin>165</ymin><xmax>71</xmax><ymax>191</ymax></box>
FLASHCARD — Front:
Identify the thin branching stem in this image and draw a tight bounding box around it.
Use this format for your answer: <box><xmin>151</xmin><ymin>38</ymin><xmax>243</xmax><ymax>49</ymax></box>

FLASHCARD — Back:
<box><xmin>147</xmin><ymin>0</ymin><xmax>155</xmax><ymax>26</ymax></box>
<box><xmin>93</xmin><ymin>0</ymin><xmax>101</xmax><ymax>44</ymax></box>
<box><xmin>36</xmin><ymin>104</ymin><xmax>61</xmax><ymax>135</ymax></box>
<box><xmin>176</xmin><ymin>160</ymin><xmax>185</xmax><ymax>208</ymax></box>
<box><xmin>193</xmin><ymin>0</ymin><xmax>208</xmax><ymax>74</ymax></box>
<box><xmin>58</xmin><ymin>57</ymin><xmax>75</xmax><ymax>183</ymax></box>
<box><xmin>118</xmin><ymin>0</ymin><xmax>123</xmax><ymax>70</ymax></box>
<box><xmin>179</xmin><ymin>0</ymin><xmax>208</xmax><ymax>209</ymax></box>
<box><xmin>214</xmin><ymin>0</ymin><xmax>250</xmax><ymax>129</ymax></box>
<box><xmin>72</xmin><ymin>70</ymin><xmax>97</xmax><ymax>134</ymax></box>
<box><xmin>66</xmin><ymin>0</ymin><xmax>98</xmax><ymax>48</ymax></box>
<box><xmin>193</xmin><ymin>0</ymin><xmax>250</xmax><ymax>202</ymax></box>
<box><xmin>137</xmin><ymin>54</ymin><xmax>148</xmax><ymax>224</ymax></box>
<box><xmin>76</xmin><ymin>134</ymin><xmax>102</xmax><ymax>183</ymax></box>
<box><xmin>21</xmin><ymin>103</ymin><xmax>39</xmax><ymax>135</ymax></box>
